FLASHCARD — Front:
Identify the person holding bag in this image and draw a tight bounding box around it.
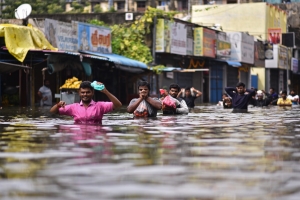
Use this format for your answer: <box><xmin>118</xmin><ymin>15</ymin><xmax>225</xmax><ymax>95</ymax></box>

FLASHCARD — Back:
<box><xmin>127</xmin><ymin>81</ymin><xmax>162</xmax><ymax>117</ymax></box>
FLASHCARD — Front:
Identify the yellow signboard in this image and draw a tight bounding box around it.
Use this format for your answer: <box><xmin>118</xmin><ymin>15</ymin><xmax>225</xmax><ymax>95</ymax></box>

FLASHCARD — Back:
<box><xmin>194</xmin><ymin>27</ymin><xmax>203</xmax><ymax>56</ymax></box>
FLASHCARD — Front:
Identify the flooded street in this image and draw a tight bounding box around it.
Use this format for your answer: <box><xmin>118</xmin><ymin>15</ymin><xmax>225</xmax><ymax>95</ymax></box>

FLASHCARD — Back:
<box><xmin>0</xmin><ymin>105</ymin><xmax>300</xmax><ymax>200</ymax></box>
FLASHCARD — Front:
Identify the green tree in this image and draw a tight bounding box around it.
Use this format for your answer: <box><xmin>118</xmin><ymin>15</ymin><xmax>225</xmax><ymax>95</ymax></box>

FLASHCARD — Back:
<box><xmin>93</xmin><ymin>4</ymin><xmax>102</xmax><ymax>13</ymax></box>
<box><xmin>1</xmin><ymin>0</ymin><xmax>66</xmax><ymax>18</ymax></box>
<box><xmin>89</xmin><ymin>7</ymin><xmax>177</xmax><ymax>73</ymax></box>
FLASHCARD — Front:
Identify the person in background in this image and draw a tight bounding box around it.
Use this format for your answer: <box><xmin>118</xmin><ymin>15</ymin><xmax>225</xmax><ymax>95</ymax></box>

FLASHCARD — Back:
<box><xmin>287</xmin><ymin>89</ymin><xmax>299</xmax><ymax>105</ymax></box>
<box><xmin>225</xmin><ymin>82</ymin><xmax>255</xmax><ymax>112</ymax></box>
<box><xmin>263</xmin><ymin>88</ymin><xmax>278</xmax><ymax>105</ymax></box>
<box><xmin>248</xmin><ymin>87</ymin><xmax>257</xmax><ymax>106</ymax></box>
<box><xmin>177</xmin><ymin>87</ymin><xmax>202</xmax><ymax>108</ymax></box>
<box><xmin>217</xmin><ymin>93</ymin><xmax>232</xmax><ymax>108</ymax></box>
<box><xmin>162</xmin><ymin>83</ymin><xmax>189</xmax><ymax>115</ymax></box>
<box><xmin>159</xmin><ymin>88</ymin><xmax>168</xmax><ymax>101</ymax></box>
<box><xmin>38</xmin><ymin>79</ymin><xmax>52</xmax><ymax>106</ymax></box>
<box><xmin>253</xmin><ymin>90</ymin><xmax>270</xmax><ymax>107</ymax></box>
<box><xmin>277</xmin><ymin>90</ymin><xmax>292</xmax><ymax>106</ymax></box>
<box><xmin>50</xmin><ymin>81</ymin><xmax>122</xmax><ymax>124</ymax></box>
<box><xmin>127</xmin><ymin>81</ymin><xmax>162</xmax><ymax>117</ymax></box>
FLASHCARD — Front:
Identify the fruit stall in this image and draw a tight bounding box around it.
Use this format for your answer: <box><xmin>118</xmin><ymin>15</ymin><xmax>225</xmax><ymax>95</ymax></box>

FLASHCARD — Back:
<box><xmin>55</xmin><ymin>77</ymin><xmax>82</xmax><ymax>104</ymax></box>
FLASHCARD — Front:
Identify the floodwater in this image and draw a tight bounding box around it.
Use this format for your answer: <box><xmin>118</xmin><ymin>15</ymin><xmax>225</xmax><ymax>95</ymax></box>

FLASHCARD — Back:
<box><xmin>0</xmin><ymin>105</ymin><xmax>300</xmax><ymax>200</ymax></box>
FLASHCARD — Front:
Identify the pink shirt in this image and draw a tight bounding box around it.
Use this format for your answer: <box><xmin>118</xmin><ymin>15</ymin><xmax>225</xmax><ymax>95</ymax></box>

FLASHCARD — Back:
<box><xmin>59</xmin><ymin>100</ymin><xmax>113</xmax><ymax>124</ymax></box>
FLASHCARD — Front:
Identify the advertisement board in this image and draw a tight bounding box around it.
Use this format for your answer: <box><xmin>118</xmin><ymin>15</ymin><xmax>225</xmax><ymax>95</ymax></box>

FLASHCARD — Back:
<box><xmin>155</xmin><ymin>19</ymin><xmax>164</xmax><ymax>52</ymax></box>
<box><xmin>203</xmin><ymin>28</ymin><xmax>216</xmax><ymax>58</ymax></box>
<box><xmin>77</xmin><ymin>22</ymin><xmax>112</xmax><ymax>53</ymax></box>
<box><xmin>186</xmin><ymin>26</ymin><xmax>193</xmax><ymax>55</ymax></box>
<box><xmin>216</xmin><ymin>41</ymin><xmax>231</xmax><ymax>60</ymax></box>
<box><xmin>291</xmin><ymin>58</ymin><xmax>298</xmax><ymax>73</ymax></box>
<box><xmin>45</xmin><ymin>19</ymin><xmax>78</xmax><ymax>51</ymax></box>
<box><xmin>254</xmin><ymin>41</ymin><xmax>265</xmax><ymax>67</ymax></box>
<box><xmin>226</xmin><ymin>32</ymin><xmax>254</xmax><ymax>64</ymax></box>
<box><xmin>170</xmin><ymin>22</ymin><xmax>187</xmax><ymax>55</ymax></box>
<box><xmin>278</xmin><ymin>45</ymin><xmax>288</xmax><ymax>69</ymax></box>
<box><xmin>194</xmin><ymin>27</ymin><xmax>203</xmax><ymax>56</ymax></box>
<box><xmin>268</xmin><ymin>28</ymin><xmax>281</xmax><ymax>44</ymax></box>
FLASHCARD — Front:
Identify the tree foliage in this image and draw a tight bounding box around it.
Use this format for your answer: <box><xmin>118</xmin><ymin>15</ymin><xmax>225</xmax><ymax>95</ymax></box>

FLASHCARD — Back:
<box><xmin>89</xmin><ymin>7</ymin><xmax>177</xmax><ymax>68</ymax></box>
<box><xmin>1</xmin><ymin>0</ymin><xmax>66</xmax><ymax>18</ymax></box>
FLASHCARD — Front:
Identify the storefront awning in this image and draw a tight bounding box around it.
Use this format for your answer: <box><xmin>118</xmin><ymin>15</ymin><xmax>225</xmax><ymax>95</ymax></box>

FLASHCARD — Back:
<box><xmin>226</xmin><ymin>61</ymin><xmax>242</xmax><ymax>67</ymax></box>
<box><xmin>0</xmin><ymin>61</ymin><xmax>31</xmax><ymax>73</ymax></box>
<box><xmin>79</xmin><ymin>51</ymin><xmax>147</xmax><ymax>69</ymax></box>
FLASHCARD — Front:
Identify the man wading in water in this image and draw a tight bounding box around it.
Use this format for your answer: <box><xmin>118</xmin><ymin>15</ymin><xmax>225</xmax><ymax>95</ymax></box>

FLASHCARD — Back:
<box><xmin>225</xmin><ymin>82</ymin><xmax>255</xmax><ymax>113</ymax></box>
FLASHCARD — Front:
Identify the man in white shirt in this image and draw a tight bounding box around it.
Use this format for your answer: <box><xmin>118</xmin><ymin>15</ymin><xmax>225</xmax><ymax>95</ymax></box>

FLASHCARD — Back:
<box><xmin>287</xmin><ymin>89</ymin><xmax>299</xmax><ymax>105</ymax></box>
<box><xmin>38</xmin><ymin>80</ymin><xmax>52</xmax><ymax>106</ymax></box>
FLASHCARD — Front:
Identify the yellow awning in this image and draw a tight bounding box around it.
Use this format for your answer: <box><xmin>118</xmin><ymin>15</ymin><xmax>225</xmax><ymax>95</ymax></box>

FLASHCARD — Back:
<box><xmin>0</xmin><ymin>24</ymin><xmax>57</xmax><ymax>62</ymax></box>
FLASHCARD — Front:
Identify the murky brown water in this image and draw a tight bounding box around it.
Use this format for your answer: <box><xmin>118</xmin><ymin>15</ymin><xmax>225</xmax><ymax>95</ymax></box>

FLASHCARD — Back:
<box><xmin>0</xmin><ymin>105</ymin><xmax>300</xmax><ymax>200</ymax></box>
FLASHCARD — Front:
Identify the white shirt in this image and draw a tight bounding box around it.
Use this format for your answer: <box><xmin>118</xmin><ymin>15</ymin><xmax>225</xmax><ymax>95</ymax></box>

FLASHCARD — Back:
<box><xmin>287</xmin><ymin>94</ymin><xmax>299</xmax><ymax>105</ymax></box>
<box><xmin>39</xmin><ymin>85</ymin><xmax>52</xmax><ymax>106</ymax></box>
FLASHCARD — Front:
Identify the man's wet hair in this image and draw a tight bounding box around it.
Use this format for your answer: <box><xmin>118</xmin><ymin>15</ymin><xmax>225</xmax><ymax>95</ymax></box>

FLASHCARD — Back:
<box><xmin>80</xmin><ymin>81</ymin><xmax>93</xmax><ymax>90</ymax></box>
<box><xmin>169</xmin><ymin>83</ymin><xmax>180</xmax><ymax>91</ymax></box>
<box><xmin>281</xmin><ymin>90</ymin><xmax>287</xmax><ymax>95</ymax></box>
<box><xmin>138</xmin><ymin>81</ymin><xmax>150</xmax><ymax>90</ymax></box>
<box><xmin>290</xmin><ymin>89</ymin><xmax>295</xmax><ymax>94</ymax></box>
<box><xmin>270</xmin><ymin>87</ymin><xmax>275</xmax><ymax>91</ymax></box>
<box><xmin>236</xmin><ymin>82</ymin><xmax>245</xmax><ymax>88</ymax></box>
<box><xmin>223</xmin><ymin>93</ymin><xmax>228</xmax><ymax>97</ymax></box>
<box><xmin>185</xmin><ymin>87</ymin><xmax>191</xmax><ymax>91</ymax></box>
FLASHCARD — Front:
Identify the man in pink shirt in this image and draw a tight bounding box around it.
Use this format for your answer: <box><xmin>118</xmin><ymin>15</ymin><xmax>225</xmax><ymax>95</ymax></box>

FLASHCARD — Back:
<box><xmin>50</xmin><ymin>81</ymin><xmax>122</xmax><ymax>124</ymax></box>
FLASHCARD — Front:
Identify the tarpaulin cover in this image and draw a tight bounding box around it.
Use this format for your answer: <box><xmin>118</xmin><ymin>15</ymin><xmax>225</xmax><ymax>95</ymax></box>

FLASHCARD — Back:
<box><xmin>0</xmin><ymin>24</ymin><xmax>57</xmax><ymax>62</ymax></box>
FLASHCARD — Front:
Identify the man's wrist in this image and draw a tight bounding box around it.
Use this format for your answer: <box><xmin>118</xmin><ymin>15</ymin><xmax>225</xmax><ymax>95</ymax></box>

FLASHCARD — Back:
<box><xmin>56</xmin><ymin>103</ymin><xmax>61</xmax><ymax>108</ymax></box>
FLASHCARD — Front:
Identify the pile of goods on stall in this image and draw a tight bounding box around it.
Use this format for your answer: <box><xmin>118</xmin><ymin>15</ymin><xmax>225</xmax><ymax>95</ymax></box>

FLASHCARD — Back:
<box><xmin>59</xmin><ymin>77</ymin><xmax>82</xmax><ymax>89</ymax></box>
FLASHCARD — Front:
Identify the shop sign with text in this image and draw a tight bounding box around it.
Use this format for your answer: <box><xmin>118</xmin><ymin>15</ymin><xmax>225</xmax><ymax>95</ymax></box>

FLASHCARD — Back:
<box><xmin>194</xmin><ymin>27</ymin><xmax>216</xmax><ymax>58</ymax></box>
<box><xmin>155</xmin><ymin>19</ymin><xmax>171</xmax><ymax>53</ymax></box>
<box><xmin>170</xmin><ymin>22</ymin><xmax>187</xmax><ymax>55</ymax></box>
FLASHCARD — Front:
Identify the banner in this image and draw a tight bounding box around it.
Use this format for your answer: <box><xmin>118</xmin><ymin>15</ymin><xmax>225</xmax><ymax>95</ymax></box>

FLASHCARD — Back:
<box><xmin>77</xmin><ymin>22</ymin><xmax>112</xmax><ymax>53</ymax></box>
<box><xmin>170</xmin><ymin>22</ymin><xmax>187</xmax><ymax>55</ymax></box>
<box><xmin>155</xmin><ymin>19</ymin><xmax>164</xmax><ymax>52</ymax></box>
<box><xmin>278</xmin><ymin>45</ymin><xmax>288</xmax><ymax>69</ymax></box>
<box><xmin>268</xmin><ymin>28</ymin><xmax>281</xmax><ymax>44</ymax></box>
<box><xmin>291</xmin><ymin>58</ymin><xmax>298</xmax><ymax>73</ymax></box>
<box><xmin>186</xmin><ymin>26</ymin><xmax>193</xmax><ymax>55</ymax></box>
<box><xmin>194</xmin><ymin>27</ymin><xmax>203</xmax><ymax>56</ymax></box>
<box><xmin>45</xmin><ymin>19</ymin><xmax>78</xmax><ymax>51</ymax></box>
<box><xmin>254</xmin><ymin>41</ymin><xmax>265</xmax><ymax>67</ymax></box>
<box><xmin>203</xmin><ymin>28</ymin><xmax>216</xmax><ymax>58</ymax></box>
<box><xmin>216</xmin><ymin>40</ymin><xmax>231</xmax><ymax>60</ymax></box>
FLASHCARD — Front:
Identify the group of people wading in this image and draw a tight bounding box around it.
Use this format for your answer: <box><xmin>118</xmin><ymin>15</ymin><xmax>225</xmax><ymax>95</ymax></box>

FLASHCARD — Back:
<box><xmin>50</xmin><ymin>80</ymin><xmax>297</xmax><ymax>124</ymax></box>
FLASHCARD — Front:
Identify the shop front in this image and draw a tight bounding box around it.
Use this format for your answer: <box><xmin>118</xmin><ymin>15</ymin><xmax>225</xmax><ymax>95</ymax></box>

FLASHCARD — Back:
<box><xmin>251</xmin><ymin>41</ymin><xmax>266</xmax><ymax>90</ymax></box>
<box><xmin>265</xmin><ymin>44</ymin><xmax>290</xmax><ymax>93</ymax></box>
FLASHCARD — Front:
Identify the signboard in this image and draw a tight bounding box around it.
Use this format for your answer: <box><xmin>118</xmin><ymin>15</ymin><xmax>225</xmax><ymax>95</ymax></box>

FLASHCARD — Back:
<box><xmin>155</xmin><ymin>19</ymin><xmax>164</xmax><ymax>52</ymax></box>
<box><xmin>193</xmin><ymin>28</ymin><xmax>216</xmax><ymax>58</ymax></box>
<box><xmin>291</xmin><ymin>58</ymin><xmax>298</xmax><ymax>73</ymax></box>
<box><xmin>77</xmin><ymin>22</ymin><xmax>112</xmax><ymax>53</ymax></box>
<box><xmin>194</xmin><ymin>27</ymin><xmax>203</xmax><ymax>56</ymax></box>
<box><xmin>254</xmin><ymin>41</ymin><xmax>265</xmax><ymax>67</ymax></box>
<box><xmin>268</xmin><ymin>28</ymin><xmax>281</xmax><ymax>44</ymax></box>
<box><xmin>227</xmin><ymin>32</ymin><xmax>254</xmax><ymax>64</ymax></box>
<box><xmin>265</xmin><ymin>43</ymin><xmax>274</xmax><ymax>60</ymax></box>
<box><xmin>44</xmin><ymin>19</ymin><xmax>78</xmax><ymax>51</ymax></box>
<box><xmin>170</xmin><ymin>22</ymin><xmax>187</xmax><ymax>55</ymax></box>
<box><xmin>216</xmin><ymin>41</ymin><xmax>231</xmax><ymax>60</ymax></box>
<box><xmin>278</xmin><ymin>45</ymin><xmax>288</xmax><ymax>69</ymax></box>
<box><xmin>186</xmin><ymin>26</ymin><xmax>193</xmax><ymax>55</ymax></box>
<box><xmin>203</xmin><ymin>28</ymin><xmax>216</xmax><ymax>58</ymax></box>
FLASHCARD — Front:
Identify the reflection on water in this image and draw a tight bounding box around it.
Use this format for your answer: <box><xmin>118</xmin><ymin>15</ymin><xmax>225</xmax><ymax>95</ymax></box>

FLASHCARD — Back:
<box><xmin>0</xmin><ymin>105</ymin><xmax>300</xmax><ymax>199</ymax></box>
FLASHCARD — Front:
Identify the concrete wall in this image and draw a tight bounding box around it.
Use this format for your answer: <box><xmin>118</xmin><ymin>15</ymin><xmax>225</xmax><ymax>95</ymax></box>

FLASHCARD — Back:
<box><xmin>192</xmin><ymin>3</ymin><xmax>286</xmax><ymax>41</ymax></box>
<box><xmin>30</xmin><ymin>12</ymin><xmax>144</xmax><ymax>25</ymax></box>
<box><xmin>251</xmin><ymin>67</ymin><xmax>266</xmax><ymax>90</ymax></box>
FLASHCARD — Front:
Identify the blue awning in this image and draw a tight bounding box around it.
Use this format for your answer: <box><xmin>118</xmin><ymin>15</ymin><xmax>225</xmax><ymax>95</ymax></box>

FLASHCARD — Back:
<box><xmin>226</xmin><ymin>61</ymin><xmax>242</xmax><ymax>67</ymax></box>
<box><xmin>79</xmin><ymin>50</ymin><xmax>147</xmax><ymax>69</ymax></box>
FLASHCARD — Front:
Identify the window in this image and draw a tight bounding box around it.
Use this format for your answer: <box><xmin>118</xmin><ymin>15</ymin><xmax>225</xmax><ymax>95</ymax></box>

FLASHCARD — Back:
<box><xmin>137</xmin><ymin>1</ymin><xmax>146</xmax><ymax>12</ymax></box>
<box><xmin>158</xmin><ymin>1</ymin><xmax>170</xmax><ymax>6</ymax></box>
<box><xmin>117</xmin><ymin>2</ymin><xmax>125</xmax><ymax>11</ymax></box>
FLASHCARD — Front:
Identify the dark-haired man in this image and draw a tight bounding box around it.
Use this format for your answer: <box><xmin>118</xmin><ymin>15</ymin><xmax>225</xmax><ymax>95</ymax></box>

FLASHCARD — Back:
<box><xmin>162</xmin><ymin>83</ymin><xmax>189</xmax><ymax>114</ymax></box>
<box><xmin>127</xmin><ymin>81</ymin><xmax>162</xmax><ymax>117</ymax></box>
<box><xmin>225</xmin><ymin>82</ymin><xmax>255</xmax><ymax>112</ymax></box>
<box><xmin>263</xmin><ymin>87</ymin><xmax>278</xmax><ymax>105</ymax></box>
<box><xmin>38</xmin><ymin>79</ymin><xmax>52</xmax><ymax>106</ymax></box>
<box><xmin>177</xmin><ymin>87</ymin><xmax>202</xmax><ymax>108</ymax></box>
<box><xmin>50</xmin><ymin>81</ymin><xmax>122</xmax><ymax>124</ymax></box>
